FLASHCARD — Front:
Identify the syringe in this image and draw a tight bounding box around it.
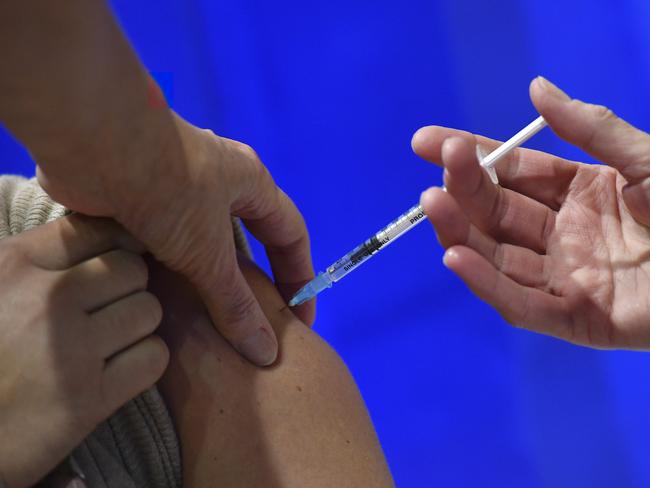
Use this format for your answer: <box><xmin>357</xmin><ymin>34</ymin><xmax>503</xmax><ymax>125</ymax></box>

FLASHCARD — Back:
<box><xmin>289</xmin><ymin>203</ymin><xmax>427</xmax><ymax>306</ymax></box>
<box><xmin>288</xmin><ymin>115</ymin><xmax>548</xmax><ymax>307</ymax></box>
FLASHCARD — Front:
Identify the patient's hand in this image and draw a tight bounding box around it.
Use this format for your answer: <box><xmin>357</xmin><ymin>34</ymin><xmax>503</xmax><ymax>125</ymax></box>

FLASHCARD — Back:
<box><xmin>0</xmin><ymin>215</ymin><xmax>169</xmax><ymax>487</ymax></box>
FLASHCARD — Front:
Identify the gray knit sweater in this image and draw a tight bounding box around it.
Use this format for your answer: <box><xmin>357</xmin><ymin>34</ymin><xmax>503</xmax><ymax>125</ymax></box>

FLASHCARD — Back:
<box><xmin>0</xmin><ymin>175</ymin><xmax>183</xmax><ymax>487</ymax></box>
<box><xmin>0</xmin><ymin>176</ymin><xmax>250</xmax><ymax>487</ymax></box>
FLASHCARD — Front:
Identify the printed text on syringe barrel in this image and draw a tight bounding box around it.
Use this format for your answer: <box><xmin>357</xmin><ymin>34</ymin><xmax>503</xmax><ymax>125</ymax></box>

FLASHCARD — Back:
<box><xmin>326</xmin><ymin>204</ymin><xmax>425</xmax><ymax>282</ymax></box>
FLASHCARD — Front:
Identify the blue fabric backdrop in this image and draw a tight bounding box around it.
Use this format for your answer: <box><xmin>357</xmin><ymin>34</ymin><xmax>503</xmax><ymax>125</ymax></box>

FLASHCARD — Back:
<box><xmin>1</xmin><ymin>1</ymin><xmax>649</xmax><ymax>486</ymax></box>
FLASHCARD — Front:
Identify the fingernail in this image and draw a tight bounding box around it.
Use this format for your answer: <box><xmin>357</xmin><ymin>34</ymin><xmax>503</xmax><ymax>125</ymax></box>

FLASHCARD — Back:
<box><xmin>442</xmin><ymin>168</ymin><xmax>450</xmax><ymax>185</ymax></box>
<box><xmin>420</xmin><ymin>187</ymin><xmax>435</xmax><ymax>207</ymax></box>
<box><xmin>535</xmin><ymin>76</ymin><xmax>570</xmax><ymax>102</ymax></box>
<box><xmin>411</xmin><ymin>127</ymin><xmax>427</xmax><ymax>151</ymax></box>
<box><xmin>443</xmin><ymin>248</ymin><xmax>457</xmax><ymax>268</ymax></box>
<box><xmin>240</xmin><ymin>328</ymin><xmax>277</xmax><ymax>366</ymax></box>
<box><xmin>441</xmin><ymin>137</ymin><xmax>455</xmax><ymax>160</ymax></box>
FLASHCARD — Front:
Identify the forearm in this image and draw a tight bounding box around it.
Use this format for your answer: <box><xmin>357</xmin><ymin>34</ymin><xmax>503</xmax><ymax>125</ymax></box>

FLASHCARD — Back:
<box><xmin>0</xmin><ymin>0</ymin><xmax>179</xmax><ymax>215</ymax></box>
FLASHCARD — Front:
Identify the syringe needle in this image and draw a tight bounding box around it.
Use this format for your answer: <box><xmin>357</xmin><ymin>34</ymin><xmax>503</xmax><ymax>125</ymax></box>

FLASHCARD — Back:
<box><xmin>289</xmin><ymin>115</ymin><xmax>548</xmax><ymax>307</ymax></box>
<box><xmin>289</xmin><ymin>203</ymin><xmax>427</xmax><ymax>306</ymax></box>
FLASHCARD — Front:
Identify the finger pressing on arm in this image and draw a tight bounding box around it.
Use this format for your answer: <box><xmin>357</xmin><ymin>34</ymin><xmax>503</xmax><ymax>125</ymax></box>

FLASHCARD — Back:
<box><xmin>228</xmin><ymin>140</ymin><xmax>316</xmax><ymax>326</ymax></box>
<box><xmin>198</xmin><ymin>236</ymin><xmax>280</xmax><ymax>367</ymax></box>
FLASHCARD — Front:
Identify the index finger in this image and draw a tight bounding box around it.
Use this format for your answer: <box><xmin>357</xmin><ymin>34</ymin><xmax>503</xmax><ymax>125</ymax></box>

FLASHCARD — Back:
<box><xmin>241</xmin><ymin>187</ymin><xmax>316</xmax><ymax>326</ymax></box>
<box><xmin>16</xmin><ymin>214</ymin><xmax>144</xmax><ymax>270</ymax></box>
<box><xmin>230</xmin><ymin>152</ymin><xmax>315</xmax><ymax>325</ymax></box>
<box><xmin>412</xmin><ymin>125</ymin><xmax>579</xmax><ymax>210</ymax></box>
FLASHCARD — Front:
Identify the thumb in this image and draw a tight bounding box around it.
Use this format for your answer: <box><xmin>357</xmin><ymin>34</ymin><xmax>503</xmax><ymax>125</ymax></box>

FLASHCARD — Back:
<box><xmin>530</xmin><ymin>76</ymin><xmax>650</xmax><ymax>224</ymax></box>
<box><xmin>199</xmin><ymin>246</ymin><xmax>278</xmax><ymax>366</ymax></box>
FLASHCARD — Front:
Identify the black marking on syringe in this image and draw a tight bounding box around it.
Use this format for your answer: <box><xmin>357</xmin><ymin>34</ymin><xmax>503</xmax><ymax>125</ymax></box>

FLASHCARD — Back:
<box><xmin>409</xmin><ymin>210</ymin><xmax>425</xmax><ymax>224</ymax></box>
<box><xmin>343</xmin><ymin>236</ymin><xmax>387</xmax><ymax>272</ymax></box>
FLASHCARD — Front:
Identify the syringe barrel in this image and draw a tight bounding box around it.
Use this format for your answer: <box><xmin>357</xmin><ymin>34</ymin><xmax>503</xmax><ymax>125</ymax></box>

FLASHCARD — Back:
<box><xmin>326</xmin><ymin>203</ymin><xmax>426</xmax><ymax>282</ymax></box>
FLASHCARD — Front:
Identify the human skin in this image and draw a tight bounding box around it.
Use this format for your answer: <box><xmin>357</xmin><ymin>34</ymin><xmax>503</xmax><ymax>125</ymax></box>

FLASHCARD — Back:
<box><xmin>0</xmin><ymin>212</ymin><xmax>390</xmax><ymax>487</ymax></box>
<box><xmin>413</xmin><ymin>77</ymin><xmax>650</xmax><ymax>349</ymax></box>
<box><xmin>0</xmin><ymin>0</ymin><xmax>314</xmax><ymax>366</ymax></box>
<box><xmin>149</xmin><ymin>256</ymin><xmax>395</xmax><ymax>487</ymax></box>
<box><xmin>0</xmin><ymin>215</ymin><xmax>169</xmax><ymax>487</ymax></box>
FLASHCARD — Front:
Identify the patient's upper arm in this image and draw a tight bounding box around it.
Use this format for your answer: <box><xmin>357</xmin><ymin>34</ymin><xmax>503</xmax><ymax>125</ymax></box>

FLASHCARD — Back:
<box><xmin>149</xmin><ymin>256</ymin><xmax>394</xmax><ymax>487</ymax></box>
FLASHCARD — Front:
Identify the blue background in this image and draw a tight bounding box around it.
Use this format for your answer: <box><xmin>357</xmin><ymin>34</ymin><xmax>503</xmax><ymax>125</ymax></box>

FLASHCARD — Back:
<box><xmin>2</xmin><ymin>1</ymin><xmax>649</xmax><ymax>486</ymax></box>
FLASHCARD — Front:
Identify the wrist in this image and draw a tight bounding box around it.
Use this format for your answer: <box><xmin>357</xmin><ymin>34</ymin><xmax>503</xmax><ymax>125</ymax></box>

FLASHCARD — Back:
<box><xmin>30</xmin><ymin>72</ymin><xmax>181</xmax><ymax>213</ymax></box>
<box><xmin>36</xmin><ymin>104</ymin><xmax>186</xmax><ymax>221</ymax></box>
<box><xmin>111</xmin><ymin>112</ymin><xmax>195</xmax><ymax>233</ymax></box>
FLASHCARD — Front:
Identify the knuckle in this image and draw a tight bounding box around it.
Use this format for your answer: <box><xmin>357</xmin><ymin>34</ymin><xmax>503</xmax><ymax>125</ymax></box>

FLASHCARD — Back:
<box><xmin>227</xmin><ymin>291</ymin><xmax>258</xmax><ymax>325</ymax></box>
<box><xmin>492</xmin><ymin>244</ymin><xmax>505</xmax><ymax>271</ymax></box>
<box><xmin>143</xmin><ymin>335</ymin><xmax>170</xmax><ymax>375</ymax></box>
<box><xmin>137</xmin><ymin>292</ymin><xmax>163</xmax><ymax>330</ymax></box>
<box><xmin>570</xmin><ymin>101</ymin><xmax>619</xmax><ymax>151</ymax></box>
<box><xmin>217</xmin><ymin>283</ymin><xmax>259</xmax><ymax>329</ymax></box>
<box><xmin>587</xmin><ymin>103</ymin><xmax>616</xmax><ymax>123</ymax></box>
<box><xmin>219</xmin><ymin>139</ymin><xmax>268</xmax><ymax>196</ymax></box>
<box><xmin>486</xmin><ymin>191</ymin><xmax>507</xmax><ymax>235</ymax></box>
<box><xmin>222</xmin><ymin>138</ymin><xmax>261</xmax><ymax>162</ymax></box>
<box><xmin>236</xmin><ymin>142</ymin><xmax>261</xmax><ymax>163</ymax></box>
<box><xmin>115</xmin><ymin>251</ymin><xmax>149</xmax><ymax>287</ymax></box>
<box><xmin>239</xmin><ymin>143</ymin><xmax>268</xmax><ymax>181</ymax></box>
<box><xmin>202</xmin><ymin>128</ymin><xmax>217</xmax><ymax>138</ymax></box>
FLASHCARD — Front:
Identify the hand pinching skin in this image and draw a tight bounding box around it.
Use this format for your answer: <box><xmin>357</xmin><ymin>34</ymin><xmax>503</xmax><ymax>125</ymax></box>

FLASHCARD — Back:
<box><xmin>0</xmin><ymin>215</ymin><xmax>168</xmax><ymax>487</ymax></box>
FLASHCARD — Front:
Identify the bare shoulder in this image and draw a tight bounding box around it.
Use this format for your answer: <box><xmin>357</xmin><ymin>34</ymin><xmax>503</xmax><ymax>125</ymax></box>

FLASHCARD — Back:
<box><xmin>149</xmin><ymin>255</ymin><xmax>394</xmax><ymax>488</ymax></box>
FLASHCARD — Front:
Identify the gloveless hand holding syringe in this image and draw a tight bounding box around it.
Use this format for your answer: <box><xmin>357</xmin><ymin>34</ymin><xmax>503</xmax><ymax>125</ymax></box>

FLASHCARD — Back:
<box><xmin>289</xmin><ymin>115</ymin><xmax>549</xmax><ymax>307</ymax></box>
